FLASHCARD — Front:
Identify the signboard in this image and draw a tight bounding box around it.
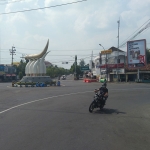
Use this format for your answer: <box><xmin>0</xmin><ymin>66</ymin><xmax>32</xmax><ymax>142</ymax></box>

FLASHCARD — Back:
<box><xmin>101</xmin><ymin>49</ymin><xmax>112</xmax><ymax>54</ymax></box>
<box><xmin>97</xmin><ymin>63</ymin><xmax>124</xmax><ymax>69</ymax></box>
<box><xmin>0</xmin><ymin>65</ymin><xmax>5</xmax><ymax>75</ymax></box>
<box><xmin>0</xmin><ymin>71</ymin><xmax>5</xmax><ymax>75</ymax></box>
<box><xmin>80</xmin><ymin>66</ymin><xmax>89</xmax><ymax>71</ymax></box>
<box><xmin>127</xmin><ymin>39</ymin><xmax>146</xmax><ymax>68</ymax></box>
<box><xmin>112</xmin><ymin>68</ymin><xmax>125</xmax><ymax>74</ymax></box>
<box><xmin>4</xmin><ymin>66</ymin><xmax>8</xmax><ymax>72</ymax></box>
<box><xmin>0</xmin><ymin>65</ymin><xmax>4</xmax><ymax>71</ymax></box>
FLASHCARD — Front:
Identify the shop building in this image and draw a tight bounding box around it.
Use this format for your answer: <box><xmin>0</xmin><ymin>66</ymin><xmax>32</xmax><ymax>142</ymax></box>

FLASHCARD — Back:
<box><xmin>93</xmin><ymin>47</ymin><xmax>126</xmax><ymax>82</ymax></box>
<box><xmin>93</xmin><ymin>46</ymin><xmax>150</xmax><ymax>82</ymax></box>
<box><xmin>0</xmin><ymin>64</ymin><xmax>16</xmax><ymax>82</ymax></box>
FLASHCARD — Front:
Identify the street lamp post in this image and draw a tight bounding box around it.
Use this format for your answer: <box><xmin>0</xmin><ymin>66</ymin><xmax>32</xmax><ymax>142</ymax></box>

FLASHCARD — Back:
<box><xmin>117</xmin><ymin>19</ymin><xmax>120</xmax><ymax>82</ymax></box>
<box><xmin>70</xmin><ymin>55</ymin><xmax>77</xmax><ymax>80</ymax></box>
<box><xmin>99</xmin><ymin>44</ymin><xmax>108</xmax><ymax>81</ymax></box>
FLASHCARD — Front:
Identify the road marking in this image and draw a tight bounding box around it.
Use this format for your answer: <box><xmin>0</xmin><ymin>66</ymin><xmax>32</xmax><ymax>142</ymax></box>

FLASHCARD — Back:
<box><xmin>7</xmin><ymin>85</ymin><xmax>66</xmax><ymax>88</ymax></box>
<box><xmin>7</xmin><ymin>86</ymin><xmax>13</xmax><ymax>88</ymax></box>
<box><xmin>1</xmin><ymin>87</ymin><xmax>150</xmax><ymax>114</ymax></box>
<box><xmin>0</xmin><ymin>91</ymin><xmax>92</xmax><ymax>114</ymax></box>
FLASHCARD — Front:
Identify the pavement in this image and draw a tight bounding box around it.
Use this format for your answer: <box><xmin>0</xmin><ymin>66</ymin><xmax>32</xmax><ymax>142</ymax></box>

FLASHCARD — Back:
<box><xmin>0</xmin><ymin>80</ymin><xmax>150</xmax><ymax>150</ymax></box>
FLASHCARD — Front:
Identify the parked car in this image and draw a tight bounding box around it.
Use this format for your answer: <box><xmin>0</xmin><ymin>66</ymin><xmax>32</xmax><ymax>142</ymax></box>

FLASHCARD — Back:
<box><xmin>79</xmin><ymin>75</ymin><xmax>83</xmax><ymax>78</ymax></box>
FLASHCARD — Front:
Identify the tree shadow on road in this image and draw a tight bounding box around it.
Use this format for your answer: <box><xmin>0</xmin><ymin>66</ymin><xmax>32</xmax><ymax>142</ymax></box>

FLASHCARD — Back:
<box><xmin>94</xmin><ymin>108</ymin><xmax>126</xmax><ymax>115</ymax></box>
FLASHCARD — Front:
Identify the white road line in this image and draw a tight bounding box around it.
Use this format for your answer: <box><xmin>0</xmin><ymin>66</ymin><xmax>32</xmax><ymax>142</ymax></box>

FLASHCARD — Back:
<box><xmin>1</xmin><ymin>87</ymin><xmax>150</xmax><ymax>114</ymax></box>
<box><xmin>0</xmin><ymin>91</ymin><xmax>92</xmax><ymax>114</ymax></box>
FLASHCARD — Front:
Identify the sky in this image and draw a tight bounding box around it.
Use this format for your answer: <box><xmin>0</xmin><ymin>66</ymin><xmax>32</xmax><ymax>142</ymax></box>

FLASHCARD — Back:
<box><xmin>0</xmin><ymin>0</ymin><xmax>150</xmax><ymax>69</ymax></box>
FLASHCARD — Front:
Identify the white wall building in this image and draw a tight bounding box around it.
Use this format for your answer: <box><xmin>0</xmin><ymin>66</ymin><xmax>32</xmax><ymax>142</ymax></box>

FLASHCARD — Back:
<box><xmin>92</xmin><ymin>47</ymin><xmax>127</xmax><ymax>82</ymax></box>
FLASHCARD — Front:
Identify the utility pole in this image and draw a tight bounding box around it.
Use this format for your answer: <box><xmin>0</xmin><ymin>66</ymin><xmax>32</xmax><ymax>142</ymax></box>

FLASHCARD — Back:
<box><xmin>75</xmin><ymin>55</ymin><xmax>77</xmax><ymax>79</ymax></box>
<box><xmin>99</xmin><ymin>52</ymin><xmax>101</xmax><ymax>77</ymax></box>
<box><xmin>9</xmin><ymin>46</ymin><xmax>16</xmax><ymax>65</ymax></box>
<box><xmin>0</xmin><ymin>30</ymin><xmax>1</xmax><ymax>64</ymax></box>
<box><xmin>117</xmin><ymin>19</ymin><xmax>120</xmax><ymax>82</ymax></box>
<box><xmin>99</xmin><ymin>44</ymin><xmax>108</xmax><ymax>81</ymax></box>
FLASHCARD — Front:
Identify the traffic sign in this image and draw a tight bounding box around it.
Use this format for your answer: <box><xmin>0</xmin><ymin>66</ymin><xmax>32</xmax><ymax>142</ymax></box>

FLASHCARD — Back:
<box><xmin>80</xmin><ymin>66</ymin><xmax>89</xmax><ymax>71</ymax></box>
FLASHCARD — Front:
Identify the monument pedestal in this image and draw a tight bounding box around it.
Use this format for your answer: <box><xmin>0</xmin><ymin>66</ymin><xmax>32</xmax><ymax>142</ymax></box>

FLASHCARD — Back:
<box><xmin>20</xmin><ymin>76</ymin><xmax>52</xmax><ymax>83</ymax></box>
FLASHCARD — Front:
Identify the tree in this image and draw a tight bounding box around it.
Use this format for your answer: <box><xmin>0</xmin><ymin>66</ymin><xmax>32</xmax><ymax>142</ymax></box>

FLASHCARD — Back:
<box><xmin>15</xmin><ymin>59</ymin><xmax>27</xmax><ymax>78</ymax></box>
<box><xmin>70</xmin><ymin>62</ymin><xmax>82</xmax><ymax>77</ymax></box>
<box><xmin>79</xmin><ymin>59</ymin><xmax>85</xmax><ymax>66</ymax></box>
<box><xmin>46</xmin><ymin>66</ymin><xmax>70</xmax><ymax>78</ymax></box>
<box><xmin>146</xmin><ymin>49</ymin><xmax>150</xmax><ymax>64</ymax></box>
<box><xmin>19</xmin><ymin>72</ymin><xmax>23</xmax><ymax>79</ymax></box>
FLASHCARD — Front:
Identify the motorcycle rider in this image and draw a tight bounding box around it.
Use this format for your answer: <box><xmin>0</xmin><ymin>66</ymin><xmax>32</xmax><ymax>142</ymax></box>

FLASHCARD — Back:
<box><xmin>95</xmin><ymin>82</ymin><xmax>108</xmax><ymax>104</ymax></box>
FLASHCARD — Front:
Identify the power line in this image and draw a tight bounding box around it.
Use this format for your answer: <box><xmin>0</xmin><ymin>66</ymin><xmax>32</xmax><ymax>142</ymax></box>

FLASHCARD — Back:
<box><xmin>0</xmin><ymin>0</ymin><xmax>87</xmax><ymax>15</ymax></box>
<box><xmin>0</xmin><ymin>0</ymin><xmax>25</xmax><ymax>5</ymax></box>
<box><xmin>119</xmin><ymin>19</ymin><xmax>150</xmax><ymax>48</ymax></box>
<box><xmin>50</xmin><ymin>56</ymin><xmax>91</xmax><ymax>63</ymax></box>
<box><xmin>14</xmin><ymin>48</ymin><xmax>101</xmax><ymax>51</ymax></box>
<box><xmin>120</xmin><ymin>19</ymin><xmax>150</xmax><ymax>46</ymax></box>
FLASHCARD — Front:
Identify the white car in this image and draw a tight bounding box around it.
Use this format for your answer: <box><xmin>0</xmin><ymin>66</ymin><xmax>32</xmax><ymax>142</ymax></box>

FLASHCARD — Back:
<box><xmin>61</xmin><ymin>75</ymin><xmax>66</xmax><ymax>80</ymax></box>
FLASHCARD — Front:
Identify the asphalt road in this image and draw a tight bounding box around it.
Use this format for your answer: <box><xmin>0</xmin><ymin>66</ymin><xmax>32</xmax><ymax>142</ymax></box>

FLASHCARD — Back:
<box><xmin>0</xmin><ymin>80</ymin><xmax>150</xmax><ymax>150</ymax></box>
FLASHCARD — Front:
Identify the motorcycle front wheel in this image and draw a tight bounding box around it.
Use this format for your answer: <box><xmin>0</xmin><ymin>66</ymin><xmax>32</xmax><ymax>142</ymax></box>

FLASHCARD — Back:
<box><xmin>89</xmin><ymin>101</ymin><xmax>95</xmax><ymax>113</ymax></box>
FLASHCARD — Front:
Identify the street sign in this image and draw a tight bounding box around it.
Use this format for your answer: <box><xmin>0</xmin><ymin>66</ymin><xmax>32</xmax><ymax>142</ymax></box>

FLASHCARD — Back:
<box><xmin>80</xmin><ymin>66</ymin><xmax>89</xmax><ymax>71</ymax></box>
<box><xmin>101</xmin><ymin>49</ymin><xmax>112</xmax><ymax>54</ymax></box>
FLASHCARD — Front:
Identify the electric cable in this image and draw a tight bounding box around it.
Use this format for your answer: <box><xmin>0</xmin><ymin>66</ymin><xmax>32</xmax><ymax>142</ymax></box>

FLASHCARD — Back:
<box><xmin>0</xmin><ymin>0</ymin><xmax>87</xmax><ymax>15</ymax></box>
<box><xmin>0</xmin><ymin>0</ymin><xmax>25</xmax><ymax>5</ymax></box>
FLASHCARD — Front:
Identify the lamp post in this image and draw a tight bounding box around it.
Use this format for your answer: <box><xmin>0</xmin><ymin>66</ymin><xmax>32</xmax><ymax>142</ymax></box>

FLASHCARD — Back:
<box><xmin>117</xmin><ymin>19</ymin><xmax>120</xmax><ymax>82</ymax></box>
<box><xmin>70</xmin><ymin>55</ymin><xmax>77</xmax><ymax>80</ymax></box>
<box><xmin>99</xmin><ymin>44</ymin><xmax>108</xmax><ymax>81</ymax></box>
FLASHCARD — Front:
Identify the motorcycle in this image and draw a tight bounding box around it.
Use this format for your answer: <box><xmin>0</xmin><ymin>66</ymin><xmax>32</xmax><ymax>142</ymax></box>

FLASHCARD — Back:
<box><xmin>89</xmin><ymin>89</ymin><xmax>107</xmax><ymax>113</ymax></box>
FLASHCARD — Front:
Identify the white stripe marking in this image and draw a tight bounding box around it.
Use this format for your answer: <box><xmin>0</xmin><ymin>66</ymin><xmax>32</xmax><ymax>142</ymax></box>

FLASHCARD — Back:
<box><xmin>0</xmin><ymin>91</ymin><xmax>92</xmax><ymax>114</ymax></box>
<box><xmin>1</xmin><ymin>87</ymin><xmax>150</xmax><ymax>114</ymax></box>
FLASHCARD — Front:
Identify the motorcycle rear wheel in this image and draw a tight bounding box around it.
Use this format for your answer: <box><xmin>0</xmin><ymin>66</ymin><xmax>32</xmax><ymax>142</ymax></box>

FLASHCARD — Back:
<box><xmin>89</xmin><ymin>102</ymin><xmax>95</xmax><ymax>113</ymax></box>
<box><xmin>100</xmin><ymin>104</ymin><xmax>104</xmax><ymax>110</ymax></box>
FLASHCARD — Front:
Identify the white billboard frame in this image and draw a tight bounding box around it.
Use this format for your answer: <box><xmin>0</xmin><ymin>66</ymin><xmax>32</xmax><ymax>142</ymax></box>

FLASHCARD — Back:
<box><xmin>127</xmin><ymin>39</ymin><xmax>147</xmax><ymax>68</ymax></box>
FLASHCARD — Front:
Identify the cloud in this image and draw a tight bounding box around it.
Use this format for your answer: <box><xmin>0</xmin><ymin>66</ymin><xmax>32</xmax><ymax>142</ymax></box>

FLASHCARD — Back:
<box><xmin>128</xmin><ymin>0</ymin><xmax>150</xmax><ymax>11</ymax></box>
<box><xmin>44</xmin><ymin>0</ymin><xmax>53</xmax><ymax>6</ymax></box>
<box><xmin>74</xmin><ymin>14</ymin><xmax>90</xmax><ymax>32</ymax></box>
<box><xmin>0</xmin><ymin>0</ymin><xmax>150</xmax><ymax>68</ymax></box>
<box><xmin>6</xmin><ymin>13</ymin><xmax>28</xmax><ymax>23</ymax></box>
<box><xmin>121</xmin><ymin>0</ymin><xmax>150</xmax><ymax>28</ymax></box>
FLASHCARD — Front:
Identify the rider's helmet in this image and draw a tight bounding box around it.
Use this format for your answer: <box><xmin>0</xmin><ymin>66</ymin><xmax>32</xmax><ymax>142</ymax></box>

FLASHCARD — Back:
<box><xmin>102</xmin><ymin>82</ymin><xmax>107</xmax><ymax>88</ymax></box>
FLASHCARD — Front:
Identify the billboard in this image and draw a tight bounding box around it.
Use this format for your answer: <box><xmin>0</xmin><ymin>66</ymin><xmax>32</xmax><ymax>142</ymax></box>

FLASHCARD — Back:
<box><xmin>0</xmin><ymin>65</ymin><xmax>5</xmax><ymax>75</ymax></box>
<box><xmin>127</xmin><ymin>39</ymin><xmax>146</xmax><ymax>68</ymax></box>
<box><xmin>97</xmin><ymin>63</ymin><xmax>124</xmax><ymax>68</ymax></box>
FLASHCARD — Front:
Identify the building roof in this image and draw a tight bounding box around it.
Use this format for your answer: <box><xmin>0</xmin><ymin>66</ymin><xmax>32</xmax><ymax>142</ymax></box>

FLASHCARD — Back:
<box><xmin>109</xmin><ymin>46</ymin><xmax>125</xmax><ymax>53</ymax></box>
<box><xmin>44</xmin><ymin>61</ymin><xmax>52</xmax><ymax>66</ymax></box>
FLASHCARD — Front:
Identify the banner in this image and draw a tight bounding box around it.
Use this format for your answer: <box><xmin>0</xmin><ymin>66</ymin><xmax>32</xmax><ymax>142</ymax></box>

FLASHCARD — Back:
<box><xmin>127</xmin><ymin>39</ymin><xmax>146</xmax><ymax>68</ymax></box>
<box><xmin>96</xmin><ymin>63</ymin><xmax>124</xmax><ymax>68</ymax></box>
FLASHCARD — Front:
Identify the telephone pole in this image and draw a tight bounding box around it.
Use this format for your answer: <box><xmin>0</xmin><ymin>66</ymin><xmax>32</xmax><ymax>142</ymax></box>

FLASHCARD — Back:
<box><xmin>9</xmin><ymin>46</ymin><xmax>16</xmax><ymax>65</ymax></box>
<box><xmin>75</xmin><ymin>55</ymin><xmax>77</xmax><ymax>79</ymax></box>
<box><xmin>117</xmin><ymin>19</ymin><xmax>120</xmax><ymax>82</ymax></box>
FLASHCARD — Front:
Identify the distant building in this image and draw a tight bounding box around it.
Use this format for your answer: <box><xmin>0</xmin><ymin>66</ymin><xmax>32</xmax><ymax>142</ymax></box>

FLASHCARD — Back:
<box><xmin>13</xmin><ymin>62</ymin><xmax>20</xmax><ymax>66</ymax></box>
<box><xmin>0</xmin><ymin>64</ymin><xmax>16</xmax><ymax>82</ymax></box>
<box><xmin>91</xmin><ymin>46</ymin><xmax>126</xmax><ymax>81</ymax></box>
<box><xmin>44</xmin><ymin>61</ymin><xmax>53</xmax><ymax>67</ymax></box>
<box><xmin>92</xmin><ymin>46</ymin><xmax>150</xmax><ymax>82</ymax></box>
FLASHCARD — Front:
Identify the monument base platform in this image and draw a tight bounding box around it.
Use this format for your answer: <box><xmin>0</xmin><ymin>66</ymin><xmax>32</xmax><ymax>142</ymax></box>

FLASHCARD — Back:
<box><xmin>20</xmin><ymin>76</ymin><xmax>52</xmax><ymax>83</ymax></box>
